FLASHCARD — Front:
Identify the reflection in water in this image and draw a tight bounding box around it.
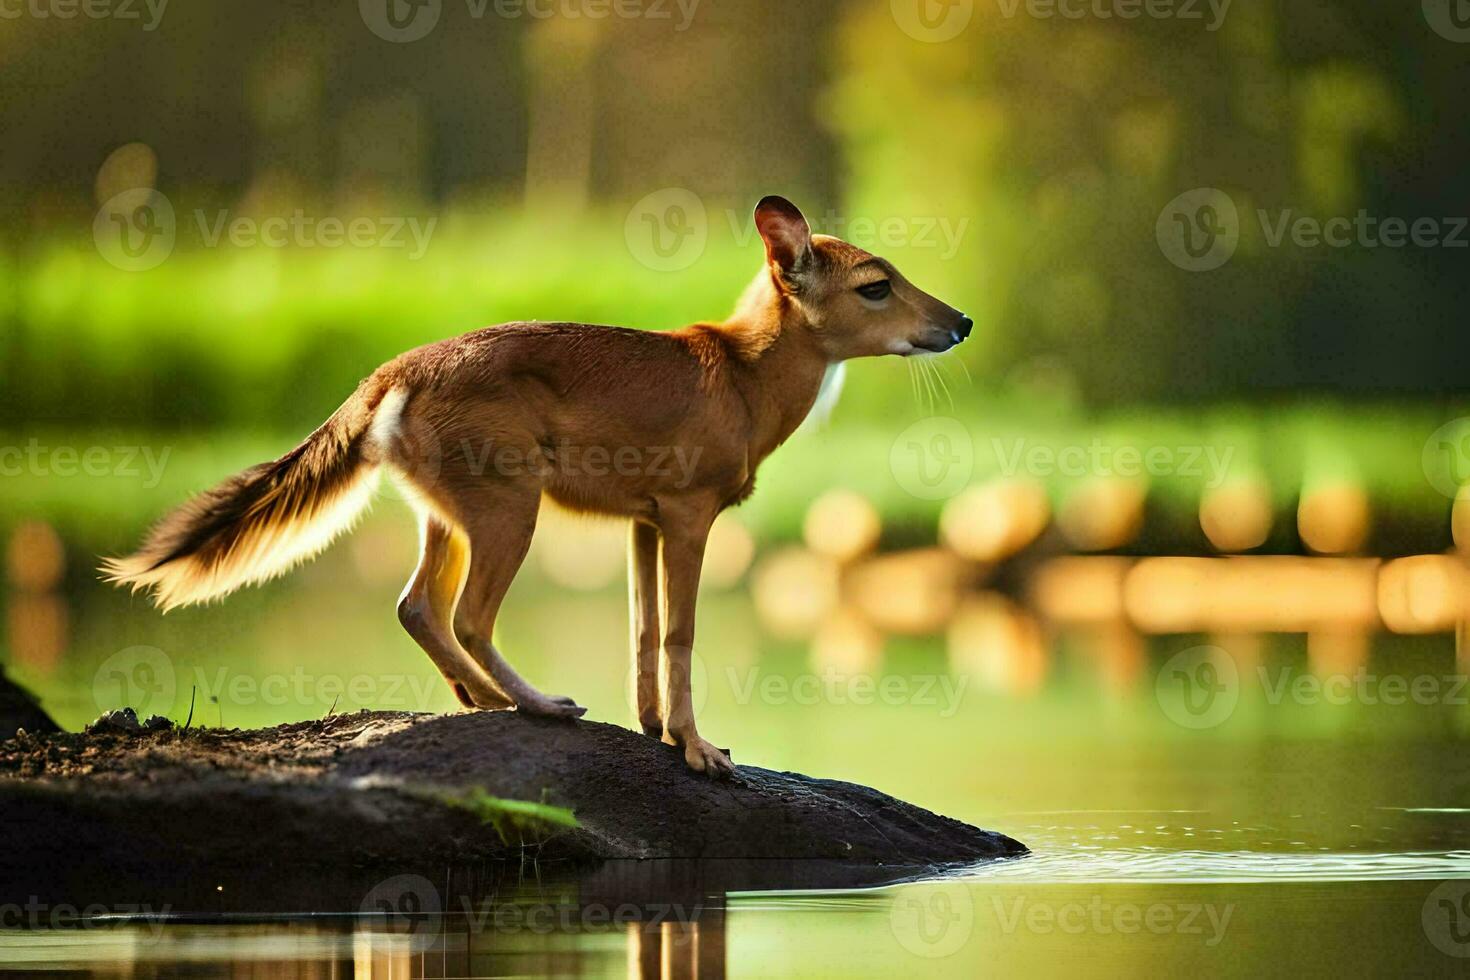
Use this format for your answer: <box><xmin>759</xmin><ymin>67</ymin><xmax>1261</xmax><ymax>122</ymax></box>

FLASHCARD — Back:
<box><xmin>811</xmin><ymin>606</ymin><xmax>884</xmax><ymax>674</ymax></box>
<box><xmin>8</xmin><ymin>844</ymin><xmax>1470</xmax><ymax>976</ymax></box>
<box><xmin>0</xmin><ymin>915</ymin><xmax>730</xmax><ymax>979</ymax></box>
<box><xmin>1307</xmin><ymin>629</ymin><xmax>1370</xmax><ymax>678</ymax></box>
<box><xmin>349</xmin><ymin>903</ymin><xmax>727</xmax><ymax>980</ymax></box>
<box><xmin>6</xmin><ymin>502</ymin><xmax>1470</xmax><ymax>975</ymax></box>
<box><xmin>948</xmin><ymin>595</ymin><xmax>1046</xmax><ymax>696</ymax></box>
<box><xmin>1</xmin><ymin>865</ymin><xmax>740</xmax><ymax>978</ymax></box>
<box><xmin>1069</xmin><ymin>624</ymin><xmax>1147</xmax><ymax>695</ymax></box>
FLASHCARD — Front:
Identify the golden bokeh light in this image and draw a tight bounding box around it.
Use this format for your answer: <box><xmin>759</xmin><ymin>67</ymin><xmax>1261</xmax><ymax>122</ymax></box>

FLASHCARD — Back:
<box><xmin>703</xmin><ymin>513</ymin><xmax>757</xmax><ymax>589</ymax></box>
<box><xmin>846</xmin><ymin>548</ymin><xmax>968</xmax><ymax>636</ymax></box>
<box><xmin>803</xmin><ymin>489</ymin><xmax>881</xmax><ymax>564</ymax></box>
<box><xmin>1377</xmin><ymin>554</ymin><xmax>1468</xmax><ymax>634</ymax></box>
<box><xmin>1057</xmin><ymin>478</ymin><xmax>1146</xmax><ymax>552</ymax></box>
<box><xmin>1453</xmin><ymin>489</ymin><xmax>1470</xmax><ymax>554</ymax></box>
<box><xmin>6</xmin><ymin>594</ymin><xmax>68</xmax><ymax>675</ymax></box>
<box><xmin>1028</xmin><ymin>556</ymin><xmax>1131</xmax><ymax>624</ymax></box>
<box><xmin>534</xmin><ymin>509</ymin><xmax>625</xmax><ymax>591</ymax></box>
<box><xmin>810</xmin><ymin>607</ymin><xmax>884</xmax><ymax>675</ymax></box>
<box><xmin>6</xmin><ymin>521</ymin><xmax>65</xmax><ymax>592</ymax></box>
<box><xmin>1200</xmin><ymin>480</ymin><xmax>1274</xmax><ymax>553</ymax></box>
<box><xmin>948</xmin><ymin>594</ymin><xmax>1047</xmax><ymax>696</ymax></box>
<box><xmin>1307</xmin><ymin>629</ymin><xmax>1370</xmax><ymax>678</ymax></box>
<box><xmin>1073</xmin><ymin>625</ymin><xmax>1147</xmax><ymax>696</ymax></box>
<box><xmin>940</xmin><ymin>478</ymin><xmax>1050</xmax><ymax>562</ymax></box>
<box><xmin>751</xmin><ymin>548</ymin><xmax>840</xmax><ymax>639</ymax></box>
<box><xmin>1297</xmin><ymin>482</ymin><xmax>1371</xmax><ymax>555</ymax></box>
<box><xmin>94</xmin><ymin>142</ymin><xmax>159</xmax><ymax>205</ymax></box>
<box><xmin>1123</xmin><ymin>556</ymin><xmax>1380</xmax><ymax>633</ymax></box>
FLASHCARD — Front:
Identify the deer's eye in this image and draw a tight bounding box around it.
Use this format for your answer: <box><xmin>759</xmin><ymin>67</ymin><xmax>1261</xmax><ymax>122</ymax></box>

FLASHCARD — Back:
<box><xmin>856</xmin><ymin>280</ymin><xmax>892</xmax><ymax>301</ymax></box>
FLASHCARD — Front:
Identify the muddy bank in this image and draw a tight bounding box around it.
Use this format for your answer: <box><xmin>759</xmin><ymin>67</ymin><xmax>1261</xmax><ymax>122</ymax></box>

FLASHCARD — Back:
<box><xmin>0</xmin><ymin>667</ymin><xmax>59</xmax><ymax>739</ymax></box>
<box><xmin>0</xmin><ymin>709</ymin><xmax>1023</xmax><ymax>906</ymax></box>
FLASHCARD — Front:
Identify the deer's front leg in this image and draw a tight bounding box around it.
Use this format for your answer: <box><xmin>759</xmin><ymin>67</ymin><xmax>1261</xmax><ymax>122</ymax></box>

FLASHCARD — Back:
<box><xmin>658</xmin><ymin>511</ymin><xmax>733</xmax><ymax>778</ymax></box>
<box><xmin>629</xmin><ymin>520</ymin><xmax>663</xmax><ymax>738</ymax></box>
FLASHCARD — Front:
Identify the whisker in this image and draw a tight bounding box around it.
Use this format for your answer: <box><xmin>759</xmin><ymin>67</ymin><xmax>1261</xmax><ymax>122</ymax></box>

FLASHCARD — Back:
<box><xmin>925</xmin><ymin>355</ymin><xmax>955</xmax><ymax>412</ymax></box>
<box><xmin>918</xmin><ymin>358</ymin><xmax>939</xmax><ymax>415</ymax></box>
<box><xmin>935</xmin><ymin>352</ymin><xmax>970</xmax><ymax>390</ymax></box>
<box><xmin>954</xmin><ymin>354</ymin><xmax>972</xmax><ymax>387</ymax></box>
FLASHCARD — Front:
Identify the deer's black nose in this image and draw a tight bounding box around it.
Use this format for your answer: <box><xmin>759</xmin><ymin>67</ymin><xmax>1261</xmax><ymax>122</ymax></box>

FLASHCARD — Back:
<box><xmin>955</xmin><ymin>315</ymin><xmax>974</xmax><ymax>341</ymax></box>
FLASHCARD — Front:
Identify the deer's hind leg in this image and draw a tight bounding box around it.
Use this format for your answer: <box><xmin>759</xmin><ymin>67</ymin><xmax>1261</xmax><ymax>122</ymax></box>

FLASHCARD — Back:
<box><xmin>451</xmin><ymin>489</ymin><xmax>587</xmax><ymax>720</ymax></box>
<box><xmin>397</xmin><ymin>515</ymin><xmax>514</xmax><ymax>711</ymax></box>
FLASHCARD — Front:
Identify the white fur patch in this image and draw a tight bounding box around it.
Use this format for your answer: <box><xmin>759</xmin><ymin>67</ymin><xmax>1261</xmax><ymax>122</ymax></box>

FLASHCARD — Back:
<box><xmin>800</xmin><ymin>362</ymin><xmax>847</xmax><ymax>432</ymax></box>
<box><xmin>369</xmin><ymin>385</ymin><xmax>408</xmax><ymax>450</ymax></box>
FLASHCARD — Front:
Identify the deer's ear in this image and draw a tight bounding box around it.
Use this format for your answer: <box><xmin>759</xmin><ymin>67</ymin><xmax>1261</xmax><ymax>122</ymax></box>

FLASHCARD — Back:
<box><xmin>754</xmin><ymin>196</ymin><xmax>813</xmax><ymax>279</ymax></box>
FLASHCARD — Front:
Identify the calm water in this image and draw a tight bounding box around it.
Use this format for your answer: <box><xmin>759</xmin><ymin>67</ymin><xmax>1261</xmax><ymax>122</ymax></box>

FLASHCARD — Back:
<box><xmin>4</xmin><ymin>507</ymin><xmax>1470</xmax><ymax>976</ymax></box>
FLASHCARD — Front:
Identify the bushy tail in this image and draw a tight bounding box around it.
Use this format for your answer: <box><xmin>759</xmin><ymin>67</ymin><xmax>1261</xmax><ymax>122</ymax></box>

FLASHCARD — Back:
<box><xmin>101</xmin><ymin>377</ymin><xmax>391</xmax><ymax>611</ymax></box>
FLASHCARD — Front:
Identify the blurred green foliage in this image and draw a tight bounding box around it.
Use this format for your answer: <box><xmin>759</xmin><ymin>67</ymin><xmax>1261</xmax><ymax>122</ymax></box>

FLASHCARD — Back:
<box><xmin>1</xmin><ymin>0</ymin><xmax>1466</xmax><ymax>546</ymax></box>
<box><xmin>1</xmin><ymin>0</ymin><xmax>1466</xmax><ymax>426</ymax></box>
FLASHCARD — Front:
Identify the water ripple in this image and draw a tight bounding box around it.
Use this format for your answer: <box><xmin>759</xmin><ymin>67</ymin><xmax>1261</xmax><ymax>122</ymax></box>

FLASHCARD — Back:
<box><xmin>952</xmin><ymin>848</ymin><xmax>1470</xmax><ymax>883</ymax></box>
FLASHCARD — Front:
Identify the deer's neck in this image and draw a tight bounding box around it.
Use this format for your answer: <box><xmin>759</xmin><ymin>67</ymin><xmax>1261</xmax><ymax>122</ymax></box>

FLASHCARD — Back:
<box><xmin>715</xmin><ymin>288</ymin><xmax>831</xmax><ymax>464</ymax></box>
